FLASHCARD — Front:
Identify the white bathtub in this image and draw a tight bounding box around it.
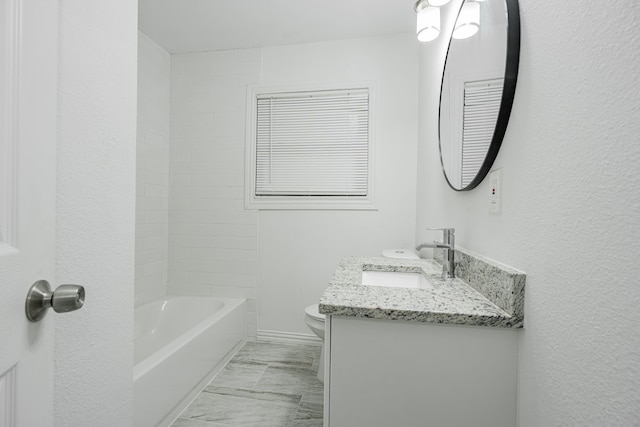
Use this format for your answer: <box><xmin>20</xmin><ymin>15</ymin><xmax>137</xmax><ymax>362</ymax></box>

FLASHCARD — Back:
<box><xmin>133</xmin><ymin>296</ymin><xmax>246</xmax><ymax>427</ymax></box>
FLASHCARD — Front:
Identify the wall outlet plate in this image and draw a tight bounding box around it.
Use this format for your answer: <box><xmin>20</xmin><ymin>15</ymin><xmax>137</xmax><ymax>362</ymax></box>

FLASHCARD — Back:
<box><xmin>489</xmin><ymin>169</ymin><xmax>502</xmax><ymax>214</ymax></box>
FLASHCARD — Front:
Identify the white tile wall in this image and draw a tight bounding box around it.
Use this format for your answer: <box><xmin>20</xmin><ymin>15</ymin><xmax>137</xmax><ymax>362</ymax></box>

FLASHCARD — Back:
<box><xmin>257</xmin><ymin>35</ymin><xmax>420</xmax><ymax>336</ymax></box>
<box><xmin>169</xmin><ymin>49</ymin><xmax>261</xmax><ymax>338</ymax></box>
<box><xmin>135</xmin><ymin>32</ymin><xmax>171</xmax><ymax>307</ymax></box>
<box><xmin>167</xmin><ymin>36</ymin><xmax>418</xmax><ymax>339</ymax></box>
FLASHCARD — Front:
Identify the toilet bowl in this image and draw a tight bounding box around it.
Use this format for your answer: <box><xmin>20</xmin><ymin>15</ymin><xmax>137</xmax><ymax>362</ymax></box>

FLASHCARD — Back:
<box><xmin>304</xmin><ymin>249</ymin><xmax>415</xmax><ymax>382</ymax></box>
<box><xmin>304</xmin><ymin>303</ymin><xmax>325</xmax><ymax>382</ymax></box>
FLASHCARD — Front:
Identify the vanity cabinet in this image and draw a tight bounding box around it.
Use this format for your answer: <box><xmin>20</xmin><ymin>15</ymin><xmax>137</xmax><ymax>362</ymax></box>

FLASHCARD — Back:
<box><xmin>324</xmin><ymin>315</ymin><xmax>518</xmax><ymax>427</ymax></box>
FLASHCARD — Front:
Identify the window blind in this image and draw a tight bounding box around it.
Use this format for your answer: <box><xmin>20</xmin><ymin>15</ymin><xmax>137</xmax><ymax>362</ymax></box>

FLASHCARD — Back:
<box><xmin>255</xmin><ymin>89</ymin><xmax>369</xmax><ymax>197</ymax></box>
<box><xmin>462</xmin><ymin>78</ymin><xmax>503</xmax><ymax>187</ymax></box>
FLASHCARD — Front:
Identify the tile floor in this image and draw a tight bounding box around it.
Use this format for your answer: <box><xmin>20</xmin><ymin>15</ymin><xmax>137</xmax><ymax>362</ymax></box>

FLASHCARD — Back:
<box><xmin>171</xmin><ymin>341</ymin><xmax>324</xmax><ymax>427</ymax></box>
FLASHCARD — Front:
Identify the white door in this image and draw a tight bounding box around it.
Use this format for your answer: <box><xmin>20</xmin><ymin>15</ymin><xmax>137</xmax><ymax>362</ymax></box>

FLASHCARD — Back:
<box><xmin>0</xmin><ymin>0</ymin><xmax>60</xmax><ymax>425</ymax></box>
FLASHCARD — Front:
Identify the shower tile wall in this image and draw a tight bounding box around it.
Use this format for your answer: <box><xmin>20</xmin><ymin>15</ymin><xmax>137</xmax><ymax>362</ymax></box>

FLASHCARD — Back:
<box><xmin>169</xmin><ymin>49</ymin><xmax>261</xmax><ymax>337</ymax></box>
<box><xmin>135</xmin><ymin>32</ymin><xmax>171</xmax><ymax>307</ymax></box>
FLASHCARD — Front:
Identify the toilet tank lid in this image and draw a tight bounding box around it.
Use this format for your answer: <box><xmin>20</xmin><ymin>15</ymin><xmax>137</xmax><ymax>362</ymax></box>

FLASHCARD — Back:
<box><xmin>305</xmin><ymin>303</ymin><xmax>324</xmax><ymax>320</ymax></box>
<box><xmin>382</xmin><ymin>249</ymin><xmax>420</xmax><ymax>259</ymax></box>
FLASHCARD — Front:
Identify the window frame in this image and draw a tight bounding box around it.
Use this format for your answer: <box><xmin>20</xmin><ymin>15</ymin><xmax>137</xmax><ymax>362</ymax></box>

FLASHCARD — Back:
<box><xmin>244</xmin><ymin>82</ymin><xmax>376</xmax><ymax>210</ymax></box>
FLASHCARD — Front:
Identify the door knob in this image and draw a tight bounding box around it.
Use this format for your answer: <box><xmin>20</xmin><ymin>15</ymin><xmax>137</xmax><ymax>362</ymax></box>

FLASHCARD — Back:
<box><xmin>25</xmin><ymin>280</ymin><xmax>85</xmax><ymax>322</ymax></box>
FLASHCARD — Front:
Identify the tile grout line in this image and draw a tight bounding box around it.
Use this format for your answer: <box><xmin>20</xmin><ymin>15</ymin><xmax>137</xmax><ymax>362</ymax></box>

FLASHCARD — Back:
<box><xmin>292</xmin><ymin>395</ymin><xmax>305</xmax><ymax>427</ymax></box>
<box><xmin>171</xmin><ymin>341</ymin><xmax>323</xmax><ymax>426</ymax></box>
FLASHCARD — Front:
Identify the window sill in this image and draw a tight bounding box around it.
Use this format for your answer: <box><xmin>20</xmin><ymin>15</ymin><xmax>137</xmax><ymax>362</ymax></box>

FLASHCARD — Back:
<box><xmin>245</xmin><ymin>196</ymin><xmax>377</xmax><ymax>211</ymax></box>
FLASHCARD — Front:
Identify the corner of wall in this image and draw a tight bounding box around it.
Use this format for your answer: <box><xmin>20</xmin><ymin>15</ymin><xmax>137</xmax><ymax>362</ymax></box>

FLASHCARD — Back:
<box><xmin>135</xmin><ymin>32</ymin><xmax>172</xmax><ymax>307</ymax></box>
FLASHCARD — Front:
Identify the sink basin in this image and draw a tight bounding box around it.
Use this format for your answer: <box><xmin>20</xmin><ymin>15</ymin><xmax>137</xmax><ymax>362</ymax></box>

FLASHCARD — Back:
<box><xmin>361</xmin><ymin>270</ymin><xmax>434</xmax><ymax>290</ymax></box>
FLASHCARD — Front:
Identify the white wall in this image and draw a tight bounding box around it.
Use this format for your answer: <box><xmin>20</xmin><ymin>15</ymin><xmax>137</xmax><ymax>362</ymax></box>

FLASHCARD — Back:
<box><xmin>136</xmin><ymin>31</ymin><xmax>171</xmax><ymax>307</ymax></box>
<box><xmin>258</xmin><ymin>35</ymin><xmax>419</xmax><ymax>336</ymax></box>
<box><xmin>167</xmin><ymin>34</ymin><xmax>418</xmax><ymax>339</ymax></box>
<box><xmin>417</xmin><ymin>0</ymin><xmax>640</xmax><ymax>425</ymax></box>
<box><xmin>55</xmin><ymin>1</ymin><xmax>137</xmax><ymax>425</ymax></box>
<box><xmin>169</xmin><ymin>49</ymin><xmax>261</xmax><ymax>337</ymax></box>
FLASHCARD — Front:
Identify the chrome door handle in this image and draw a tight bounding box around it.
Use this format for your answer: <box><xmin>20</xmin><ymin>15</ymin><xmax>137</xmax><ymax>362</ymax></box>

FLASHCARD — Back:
<box><xmin>25</xmin><ymin>280</ymin><xmax>85</xmax><ymax>322</ymax></box>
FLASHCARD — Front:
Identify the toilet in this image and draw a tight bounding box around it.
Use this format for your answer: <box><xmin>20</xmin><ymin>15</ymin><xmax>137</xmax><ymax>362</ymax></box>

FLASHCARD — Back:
<box><xmin>304</xmin><ymin>249</ymin><xmax>419</xmax><ymax>383</ymax></box>
<box><xmin>304</xmin><ymin>303</ymin><xmax>326</xmax><ymax>382</ymax></box>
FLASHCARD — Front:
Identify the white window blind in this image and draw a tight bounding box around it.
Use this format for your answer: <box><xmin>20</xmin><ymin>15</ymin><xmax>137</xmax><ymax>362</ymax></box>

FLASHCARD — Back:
<box><xmin>254</xmin><ymin>88</ymin><xmax>370</xmax><ymax>197</ymax></box>
<box><xmin>462</xmin><ymin>78</ymin><xmax>503</xmax><ymax>187</ymax></box>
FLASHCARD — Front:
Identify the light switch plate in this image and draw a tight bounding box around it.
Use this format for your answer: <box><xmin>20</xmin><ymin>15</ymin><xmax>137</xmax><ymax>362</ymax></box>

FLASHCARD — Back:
<box><xmin>489</xmin><ymin>169</ymin><xmax>502</xmax><ymax>214</ymax></box>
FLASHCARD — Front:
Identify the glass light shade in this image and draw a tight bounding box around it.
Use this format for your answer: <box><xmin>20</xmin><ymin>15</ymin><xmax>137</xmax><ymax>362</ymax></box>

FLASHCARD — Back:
<box><xmin>417</xmin><ymin>6</ymin><xmax>440</xmax><ymax>42</ymax></box>
<box><xmin>452</xmin><ymin>1</ymin><xmax>480</xmax><ymax>39</ymax></box>
<box><xmin>427</xmin><ymin>0</ymin><xmax>452</xmax><ymax>6</ymax></box>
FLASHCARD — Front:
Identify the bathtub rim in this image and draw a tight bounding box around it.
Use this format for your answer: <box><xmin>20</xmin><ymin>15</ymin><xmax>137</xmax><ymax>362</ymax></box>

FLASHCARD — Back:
<box><xmin>133</xmin><ymin>295</ymin><xmax>246</xmax><ymax>382</ymax></box>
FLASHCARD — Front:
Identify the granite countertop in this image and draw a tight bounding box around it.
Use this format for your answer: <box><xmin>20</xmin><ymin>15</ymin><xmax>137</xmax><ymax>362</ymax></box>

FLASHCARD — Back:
<box><xmin>319</xmin><ymin>256</ymin><xmax>523</xmax><ymax>328</ymax></box>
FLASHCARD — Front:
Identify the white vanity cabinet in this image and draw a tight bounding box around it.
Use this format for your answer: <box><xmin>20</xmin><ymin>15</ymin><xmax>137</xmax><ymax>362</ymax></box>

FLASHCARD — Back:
<box><xmin>323</xmin><ymin>315</ymin><xmax>519</xmax><ymax>427</ymax></box>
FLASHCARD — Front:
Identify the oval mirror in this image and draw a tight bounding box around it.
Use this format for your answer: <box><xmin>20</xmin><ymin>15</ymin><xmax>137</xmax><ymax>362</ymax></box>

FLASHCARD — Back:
<box><xmin>438</xmin><ymin>0</ymin><xmax>520</xmax><ymax>191</ymax></box>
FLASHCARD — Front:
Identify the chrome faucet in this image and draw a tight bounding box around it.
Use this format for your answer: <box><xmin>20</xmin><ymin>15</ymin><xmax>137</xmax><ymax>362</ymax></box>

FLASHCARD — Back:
<box><xmin>416</xmin><ymin>228</ymin><xmax>455</xmax><ymax>279</ymax></box>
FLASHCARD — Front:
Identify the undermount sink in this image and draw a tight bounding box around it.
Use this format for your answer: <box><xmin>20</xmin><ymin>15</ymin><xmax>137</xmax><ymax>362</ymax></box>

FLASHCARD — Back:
<box><xmin>361</xmin><ymin>270</ymin><xmax>434</xmax><ymax>290</ymax></box>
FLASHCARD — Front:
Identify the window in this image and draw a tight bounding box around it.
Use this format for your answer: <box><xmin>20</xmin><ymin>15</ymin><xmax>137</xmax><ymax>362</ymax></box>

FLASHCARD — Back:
<box><xmin>461</xmin><ymin>78</ymin><xmax>503</xmax><ymax>187</ymax></box>
<box><xmin>245</xmin><ymin>84</ymin><xmax>375</xmax><ymax>209</ymax></box>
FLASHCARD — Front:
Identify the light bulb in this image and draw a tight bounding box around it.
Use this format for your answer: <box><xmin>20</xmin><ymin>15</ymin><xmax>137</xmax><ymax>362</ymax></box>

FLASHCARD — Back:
<box><xmin>453</xmin><ymin>1</ymin><xmax>480</xmax><ymax>39</ymax></box>
<box><xmin>416</xmin><ymin>6</ymin><xmax>441</xmax><ymax>42</ymax></box>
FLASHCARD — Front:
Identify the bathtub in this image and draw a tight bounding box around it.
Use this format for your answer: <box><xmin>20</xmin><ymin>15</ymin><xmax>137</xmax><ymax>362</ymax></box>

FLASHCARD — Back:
<box><xmin>134</xmin><ymin>296</ymin><xmax>246</xmax><ymax>427</ymax></box>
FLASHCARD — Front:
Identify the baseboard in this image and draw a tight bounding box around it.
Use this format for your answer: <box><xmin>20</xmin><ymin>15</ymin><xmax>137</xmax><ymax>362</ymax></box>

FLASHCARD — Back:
<box><xmin>257</xmin><ymin>329</ymin><xmax>322</xmax><ymax>346</ymax></box>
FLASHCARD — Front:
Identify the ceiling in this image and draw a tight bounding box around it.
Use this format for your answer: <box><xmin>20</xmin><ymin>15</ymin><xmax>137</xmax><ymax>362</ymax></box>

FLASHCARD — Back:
<box><xmin>138</xmin><ymin>0</ymin><xmax>416</xmax><ymax>54</ymax></box>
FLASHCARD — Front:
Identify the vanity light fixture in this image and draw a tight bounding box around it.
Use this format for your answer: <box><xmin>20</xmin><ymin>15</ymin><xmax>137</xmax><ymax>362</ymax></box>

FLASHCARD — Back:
<box><xmin>415</xmin><ymin>0</ymin><xmax>441</xmax><ymax>42</ymax></box>
<box><xmin>452</xmin><ymin>1</ymin><xmax>480</xmax><ymax>39</ymax></box>
<box><xmin>427</xmin><ymin>0</ymin><xmax>452</xmax><ymax>6</ymax></box>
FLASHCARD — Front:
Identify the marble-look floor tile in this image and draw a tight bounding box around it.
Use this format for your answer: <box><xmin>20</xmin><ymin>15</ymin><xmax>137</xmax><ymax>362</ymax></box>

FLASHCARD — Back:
<box><xmin>255</xmin><ymin>364</ymin><xmax>324</xmax><ymax>395</ymax></box>
<box><xmin>293</xmin><ymin>401</ymin><xmax>323</xmax><ymax>427</ymax></box>
<box><xmin>211</xmin><ymin>360</ymin><xmax>269</xmax><ymax>389</ymax></box>
<box><xmin>173</xmin><ymin>416</ymin><xmax>288</xmax><ymax>427</ymax></box>
<box><xmin>181</xmin><ymin>386</ymin><xmax>301</xmax><ymax>426</ymax></box>
<box><xmin>292</xmin><ymin>420</ymin><xmax>324</xmax><ymax>427</ymax></box>
<box><xmin>172</xmin><ymin>417</ymin><xmax>227</xmax><ymax>427</ymax></box>
<box><xmin>310</xmin><ymin>347</ymin><xmax>321</xmax><ymax>372</ymax></box>
<box><xmin>301</xmin><ymin>388</ymin><xmax>324</xmax><ymax>406</ymax></box>
<box><xmin>171</xmin><ymin>341</ymin><xmax>324</xmax><ymax>427</ymax></box>
<box><xmin>201</xmin><ymin>386</ymin><xmax>302</xmax><ymax>405</ymax></box>
<box><xmin>232</xmin><ymin>341</ymin><xmax>317</xmax><ymax>370</ymax></box>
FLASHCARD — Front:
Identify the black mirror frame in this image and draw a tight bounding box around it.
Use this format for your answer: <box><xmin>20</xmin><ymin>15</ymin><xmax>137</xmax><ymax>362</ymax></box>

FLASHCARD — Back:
<box><xmin>438</xmin><ymin>0</ymin><xmax>521</xmax><ymax>191</ymax></box>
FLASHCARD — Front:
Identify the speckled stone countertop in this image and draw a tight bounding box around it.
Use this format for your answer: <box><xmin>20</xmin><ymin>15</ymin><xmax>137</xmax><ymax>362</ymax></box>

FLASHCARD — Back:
<box><xmin>319</xmin><ymin>253</ymin><xmax>525</xmax><ymax>328</ymax></box>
